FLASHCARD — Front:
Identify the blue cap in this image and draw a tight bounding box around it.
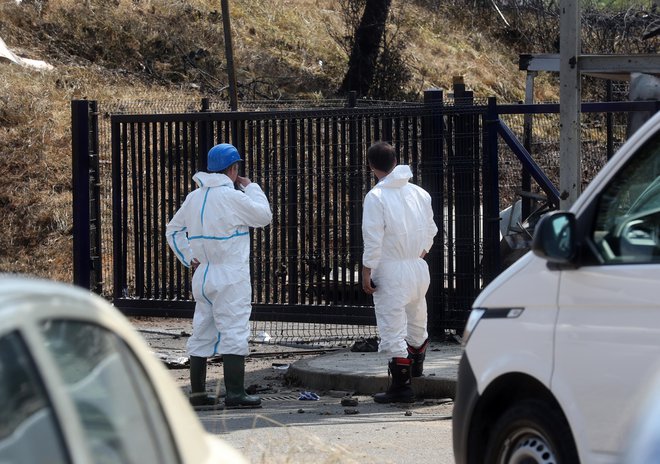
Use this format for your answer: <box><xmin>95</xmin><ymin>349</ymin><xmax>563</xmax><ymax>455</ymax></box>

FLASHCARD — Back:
<box><xmin>207</xmin><ymin>143</ymin><xmax>242</xmax><ymax>172</ymax></box>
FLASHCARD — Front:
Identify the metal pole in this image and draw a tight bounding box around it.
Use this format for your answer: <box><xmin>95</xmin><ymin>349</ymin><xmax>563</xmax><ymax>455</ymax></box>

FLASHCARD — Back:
<box><xmin>606</xmin><ymin>80</ymin><xmax>614</xmax><ymax>160</ymax></box>
<box><xmin>522</xmin><ymin>71</ymin><xmax>535</xmax><ymax>219</ymax></box>
<box><xmin>559</xmin><ymin>0</ymin><xmax>581</xmax><ymax>208</ymax></box>
<box><xmin>221</xmin><ymin>0</ymin><xmax>238</xmax><ymax>111</ymax></box>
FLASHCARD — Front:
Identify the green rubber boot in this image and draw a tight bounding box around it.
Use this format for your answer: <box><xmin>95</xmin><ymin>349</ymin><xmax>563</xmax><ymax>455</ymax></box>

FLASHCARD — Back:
<box><xmin>189</xmin><ymin>356</ymin><xmax>218</xmax><ymax>409</ymax></box>
<box><xmin>222</xmin><ymin>354</ymin><xmax>262</xmax><ymax>409</ymax></box>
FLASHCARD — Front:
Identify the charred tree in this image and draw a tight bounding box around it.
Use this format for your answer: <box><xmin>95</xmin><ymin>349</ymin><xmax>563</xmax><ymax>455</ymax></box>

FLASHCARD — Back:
<box><xmin>339</xmin><ymin>0</ymin><xmax>392</xmax><ymax>97</ymax></box>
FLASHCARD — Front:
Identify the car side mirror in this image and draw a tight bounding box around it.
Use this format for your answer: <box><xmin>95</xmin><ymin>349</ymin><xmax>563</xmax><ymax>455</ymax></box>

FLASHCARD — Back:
<box><xmin>531</xmin><ymin>211</ymin><xmax>577</xmax><ymax>264</ymax></box>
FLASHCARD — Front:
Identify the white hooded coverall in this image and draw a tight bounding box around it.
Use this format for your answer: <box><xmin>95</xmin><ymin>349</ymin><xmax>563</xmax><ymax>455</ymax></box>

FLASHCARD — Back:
<box><xmin>166</xmin><ymin>171</ymin><xmax>272</xmax><ymax>357</ymax></box>
<box><xmin>362</xmin><ymin>165</ymin><xmax>438</xmax><ymax>358</ymax></box>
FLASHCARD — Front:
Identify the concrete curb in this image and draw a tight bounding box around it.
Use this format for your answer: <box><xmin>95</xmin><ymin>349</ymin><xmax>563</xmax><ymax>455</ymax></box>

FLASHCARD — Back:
<box><xmin>285</xmin><ymin>347</ymin><xmax>460</xmax><ymax>399</ymax></box>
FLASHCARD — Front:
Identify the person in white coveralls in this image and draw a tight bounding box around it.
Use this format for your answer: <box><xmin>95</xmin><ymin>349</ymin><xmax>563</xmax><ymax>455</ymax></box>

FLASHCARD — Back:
<box><xmin>166</xmin><ymin>143</ymin><xmax>272</xmax><ymax>408</ymax></box>
<box><xmin>361</xmin><ymin>141</ymin><xmax>438</xmax><ymax>403</ymax></box>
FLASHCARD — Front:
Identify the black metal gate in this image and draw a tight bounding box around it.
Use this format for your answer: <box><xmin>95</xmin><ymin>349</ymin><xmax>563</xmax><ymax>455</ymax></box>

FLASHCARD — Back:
<box><xmin>72</xmin><ymin>90</ymin><xmax>499</xmax><ymax>341</ymax></box>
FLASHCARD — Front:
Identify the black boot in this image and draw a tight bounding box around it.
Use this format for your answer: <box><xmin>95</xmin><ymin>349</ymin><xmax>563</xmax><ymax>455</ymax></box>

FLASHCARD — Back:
<box><xmin>222</xmin><ymin>354</ymin><xmax>262</xmax><ymax>409</ymax></box>
<box><xmin>189</xmin><ymin>356</ymin><xmax>218</xmax><ymax>408</ymax></box>
<box><xmin>407</xmin><ymin>339</ymin><xmax>429</xmax><ymax>378</ymax></box>
<box><xmin>373</xmin><ymin>357</ymin><xmax>415</xmax><ymax>404</ymax></box>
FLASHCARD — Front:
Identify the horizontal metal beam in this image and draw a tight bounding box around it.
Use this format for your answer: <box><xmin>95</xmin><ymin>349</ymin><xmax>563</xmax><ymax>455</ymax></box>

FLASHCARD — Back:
<box><xmin>519</xmin><ymin>54</ymin><xmax>660</xmax><ymax>78</ymax></box>
<box><xmin>520</xmin><ymin>54</ymin><xmax>561</xmax><ymax>72</ymax></box>
<box><xmin>496</xmin><ymin>100</ymin><xmax>660</xmax><ymax>115</ymax></box>
<box><xmin>114</xmin><ymin>298</ymin><xmax>377</xmax><ymax>325</ymax></box>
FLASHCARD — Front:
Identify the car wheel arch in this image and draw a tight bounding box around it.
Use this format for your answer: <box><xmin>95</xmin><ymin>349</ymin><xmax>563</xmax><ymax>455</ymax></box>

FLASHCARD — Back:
<box><xmin>467</xmin><ymin>373</ymin><xmax>571</xmax><ymax>463</ymax></box>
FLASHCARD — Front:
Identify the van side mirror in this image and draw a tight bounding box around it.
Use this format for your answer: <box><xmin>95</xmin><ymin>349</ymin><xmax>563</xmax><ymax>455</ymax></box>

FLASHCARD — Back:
<box><xmin>531</xmin><ymin>211</ymin><xmax>577</xmax><ymax>264</ymax></box>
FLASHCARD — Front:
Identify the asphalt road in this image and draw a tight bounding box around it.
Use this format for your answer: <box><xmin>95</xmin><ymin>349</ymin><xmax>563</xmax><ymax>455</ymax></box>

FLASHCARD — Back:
<box><xmin>196</xmin><ymin>394</ymin><xmax>455</xmax><ymax>464</ymax></box>
<box><xmin>133</xmin><ymin>317</ymin><xmax>456</xmax><ymax>463</ymax></box>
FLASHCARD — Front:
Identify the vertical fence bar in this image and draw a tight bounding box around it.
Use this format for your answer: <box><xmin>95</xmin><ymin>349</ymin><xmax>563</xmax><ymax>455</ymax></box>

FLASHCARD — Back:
<box><xmin>348</xmin><ymin>96</ymin><xmax>361</xmax><ymax>286</ymax></box>
<box><xmin>278</xmin><ymin>119</ymin><xmax>287</xmax><ymax>303</ymax></box>
<box><xmin>145</xmin><ymin>122</ymin><xmax>153</xmax><ymax>299</ymax></box>
<box><xmin>331</xmin><ymin>116</ymin><xmax>340</xmax><ymax>304</ymax></box>
<box><xmin>323</xmin><ymin>117</ymin><xmax>332</xmax><ymax>304</ymax></box>
<box><xmin>339</xmin><ymin>115</ymin><xmax>348</xmax><ymax>304</ymax></box>
<box><xmin>111</xmin><ymin>118</ymin><xmax>124</xmax><ymax>300</ymax></box>
<box><xmin>155</xmin><ymin>121</ymin><xmax>164</xmax><ymax>299</ymax></box>
<box><xmin>167</xmin><ymin>122</ymin><xmax>175</xmax><ymax>299</ymax></box>
<box><xmin>134</xmin><ymin>122</ymin><xmax>145</xmax><ymax>298</ymax></box>
<box><xmin>248</xmin><ymin>120</ymin><xmax>261</xmax><ymax>302</ymax></box>
<box><xmin>173</xmin><ymin>122</ymin><xmax>183</xmax><ymax>298</ymax></box>
<box><xmin>285</xmin><ymin>119</ymin><xmax>299</xmax><ymax>305</ymax></box>
<box><xmin>121</xmin><ymin>122</ymin><xmax>130</xmax><ymax>298</ymax></box>
<box><xmin>305</xmin><ymin>117</ymin><xmax>315</xmax><ymax>304</ymax></box>
<box><xmin>296</xmin><ymin>118</ymin><xmax>310</xmax><ymax>304</ymax></box>
<box><xmin>89</xmin><ymin>101</ymin><xmax>103</xmax><ymax>294</ymax></box>
<box><xmin>314</xmin><ymin>117</ymin><xmax>324</xmax><ymax>305</ymax></box>
<box><xmin>264</xmin><ymin>119</ymin><xmax>273</xmax><ymax>304</ymax></box>
<box><xmin>182</xmin><ymin>121</ymin><xmax>191</xmax><ymax>300</ymax></box>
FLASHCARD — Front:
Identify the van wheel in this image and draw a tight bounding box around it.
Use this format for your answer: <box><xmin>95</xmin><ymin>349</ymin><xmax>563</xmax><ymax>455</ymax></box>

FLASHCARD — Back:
<box><xmin>484</xmin><ymin>399</ymin><xmax>579</xmax><ymax>464</ymax></box>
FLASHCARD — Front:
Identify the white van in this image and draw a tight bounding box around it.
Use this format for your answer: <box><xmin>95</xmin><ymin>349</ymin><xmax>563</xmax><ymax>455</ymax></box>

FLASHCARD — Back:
<box><xmin>453</xmin><ymin>109</ymin><xmax>660</xmax><ymax>464</ymax></box>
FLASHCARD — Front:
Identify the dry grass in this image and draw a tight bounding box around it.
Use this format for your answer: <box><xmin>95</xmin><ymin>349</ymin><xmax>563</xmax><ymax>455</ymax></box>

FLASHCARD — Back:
<box><xmin>0</xmin><ymin>0</ymin><xmax>558</xmax><ymax>282</ymax></box>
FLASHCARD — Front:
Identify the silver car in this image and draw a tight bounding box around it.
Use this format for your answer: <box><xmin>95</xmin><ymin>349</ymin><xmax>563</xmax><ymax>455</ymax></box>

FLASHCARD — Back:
<box><xmin>0</xmin><ymin>275</ymin><xmax>247</xmax><ymax>464</ymax></box>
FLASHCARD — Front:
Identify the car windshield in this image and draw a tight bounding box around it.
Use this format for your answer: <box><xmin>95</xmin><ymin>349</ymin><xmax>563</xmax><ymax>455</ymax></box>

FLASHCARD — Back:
<box><xmin>593</xmin><ymin>131</ymin><xmax>660</xmax><ymax>263</ymax></box>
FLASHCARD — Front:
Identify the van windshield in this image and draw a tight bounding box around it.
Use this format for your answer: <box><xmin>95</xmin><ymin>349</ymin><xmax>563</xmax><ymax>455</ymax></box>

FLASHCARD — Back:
<box><xmin>593</xmin><ymin>131</ymin><xmax>660</xmax><ymax>264</ymax></box>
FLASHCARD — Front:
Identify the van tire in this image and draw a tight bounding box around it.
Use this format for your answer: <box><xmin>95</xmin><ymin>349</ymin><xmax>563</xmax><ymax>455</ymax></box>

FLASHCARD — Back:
<box><xmin>484</xmin><ymin>399</ymin><xmax>579</xmax><ymax>464</ymax></box>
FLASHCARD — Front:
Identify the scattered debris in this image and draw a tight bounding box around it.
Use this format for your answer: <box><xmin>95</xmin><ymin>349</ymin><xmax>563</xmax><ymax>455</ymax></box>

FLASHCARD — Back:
<box><xmin>344</xmin><ymin>408</ymin><xmax>359</xmax><ymax>415</ymax></box>
<box><xmin>405</xmin><ymin>411</ymin><xmax>413</xmax><ymax>416</ymax></box>
<box><xmin>272</xmin><ymin>363</ymin><xmax>290</xmax><ymax>370</ymax></box>
<box><xmin>299</xmin><ymin>391</ymin><xmax>320</xmax><ymax>401</ymax></box>
<box><xmin>0</xmin><ymin>36</ymin><xmax>54</xmax><ymax>70</ymax></box>
<box><xmin>254</xmin><ymin>331</ymin><xmax>271</xmax><ymax>343</ymax></box>
<box><xmin>297</xmin><ymin>408</ymin><xmax>305</xmax><ymax>414</ymax></box>
<box><xmin>246</xmin><ymin>384</ymin><xmax>271</xmax><ymax>394</ymax></box>
<box><xmin>350</xmin><ymin>337</ymin><xmax>379</xmax><ymax>352</ymax></box>
<box><xmin>154</xmin><ymin>352</ymin><xmax>189</xmax><ymax>369</ymax></box>
<box><xmin>340</xmin><ymin>395</ymin><xmax>359</xmax><ymax>407</ymax></box>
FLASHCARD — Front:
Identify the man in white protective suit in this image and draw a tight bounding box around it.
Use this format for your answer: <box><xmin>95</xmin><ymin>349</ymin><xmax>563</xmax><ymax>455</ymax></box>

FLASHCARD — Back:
<box><xmin>166</xmin><ymin>143</ymin><xmax>272</xmax><ymax>409</ymax></box>
<box><xmin>361</xmin><ymin>141</ymin><xmax>438</xmax><ymax>404</ymax></box>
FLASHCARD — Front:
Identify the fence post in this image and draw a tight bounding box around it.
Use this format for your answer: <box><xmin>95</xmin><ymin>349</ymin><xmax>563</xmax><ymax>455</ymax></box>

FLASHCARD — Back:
<box><xmin>72</xmin><ymin>99</ymin><xmax>101</xmax><ymax>290</ymax></box>
<box><xmin>422</xmin><ymin>89</ymin><xmax>445</xmax><ymax>340</ymax></box>
<box><xmin>198</xmin><ymin>98</ymin><xmax>211</xmax><ymax>172</ymax></box>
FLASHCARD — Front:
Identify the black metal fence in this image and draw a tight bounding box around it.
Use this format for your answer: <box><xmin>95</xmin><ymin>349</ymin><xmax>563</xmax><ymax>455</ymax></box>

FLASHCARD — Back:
<box><xmin>73</xmin><ymin>89</ymin><xmax>497</xmax><ymax>344</ymax></box>
<box><xmin>72</xmin><ymin>89</ymin><xmax>658</xmax><ymax>345</ymax></box>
